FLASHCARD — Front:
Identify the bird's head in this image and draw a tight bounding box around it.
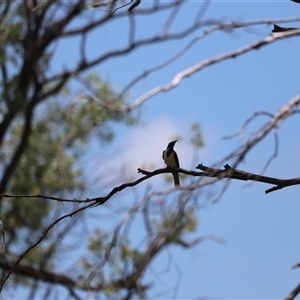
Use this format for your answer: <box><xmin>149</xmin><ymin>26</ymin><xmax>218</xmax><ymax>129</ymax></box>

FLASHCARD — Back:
<box><xmin>167</xmin><ymin>140</ymin><xmax>177</xmax><ymax>149</ymax></box>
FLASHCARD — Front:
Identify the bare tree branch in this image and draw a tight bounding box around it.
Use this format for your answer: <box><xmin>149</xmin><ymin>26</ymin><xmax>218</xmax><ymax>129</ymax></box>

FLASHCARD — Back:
<box><xmin>46</xmin><ymin>18</ymin><xmax>211</xmax><ymax>87</ymax></box>
<box><xmin>0</xmin><ymin>260</ymin><xmax>76</xmax><ymax>286</ymax></box>
<box><xmin>285</xmin><ymin>282</ymin><xmax>300</xmax><ymax>300</ymax></box>
<box><xmin>126</xmin><ymin>27</ymin><xmax>300</xmax><ymax>111</ymax></box>
<box><xmin>220</xmin><ymin>93</ymin><xmax>300</xmax><ymax>170</ymax></box>
<box><xmin>292</xmin><ymin>263</ymin><xmax>300</xmax><ymax>269</ymax></box>
<box><xmin>2</xmin><ymin>160</ymin><xmax>299</xmax><ymax>208</ymax></box>
<box><xmin>0</xmin><ymin>201</ymin><xmax>95</xmax><ymax>291</ymax></box>
<box><xmin>175</xmin><ymin>234</ymin><xmax>224</xmax><ymax>248</ymax></box>
<box><xmin>0</xmin><ymin>104</ymin><xmax>34</xmax><ymax>196</ymax></box>
<box><xmin>64</xmin><ymin>2</ymin><xmax>177</xmax><ymax>36</ymax></box>
<box><xmin>128</xmin><ymin>0</ymin><xmax>141</xmax><ymax>12</ymax></box>
<box><xmin>120</xmin><ymin>17</ymin><xmax>300</xmax><ymax>99</ymax></box>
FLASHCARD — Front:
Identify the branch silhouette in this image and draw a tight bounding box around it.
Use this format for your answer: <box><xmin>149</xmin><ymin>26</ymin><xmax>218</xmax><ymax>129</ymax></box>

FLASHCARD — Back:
<box><xmin>127</xmin><ymin>27</ymin><xmax>300</xmax><ymax>111</ymax></box>
<box><xmin>138</xmin><ymin>164</ymin><xmax>300</xmax><ymax>194</ymax></box>
<box><xmin>2</xmin><ymin>163</ymin><xmax>299</xmax><ymax>207</ymax></box>
<box><xmin>285</xmin><ymin>262</ymin><xmax>300</xmax><ymax>300</ymax></box>
<box><xmin>285</xmin><ymin>281</ymin><xmax>300</xmax><ymax>300</ymax></box>
<box><xmin>120</xmin><ymin>16</ymin><xmax>300</xmax><ymax>98</ymax></box>
<box><xmin>1</xmin><ymin>161</ymin><xmax>299</xmax><ymax>290</ymax></box>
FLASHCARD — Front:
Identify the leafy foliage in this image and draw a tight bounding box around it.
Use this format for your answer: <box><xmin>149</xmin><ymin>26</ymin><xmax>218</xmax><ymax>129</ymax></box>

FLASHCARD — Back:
<box><xmin>0</xmin><ymin>76</ymin><xmax>136</xmax><ymax>290</ymax></box>
<box><xmin>0</xmin><ymin>1</ymin><xmax>207</xmax><ymax>299</ymax></box>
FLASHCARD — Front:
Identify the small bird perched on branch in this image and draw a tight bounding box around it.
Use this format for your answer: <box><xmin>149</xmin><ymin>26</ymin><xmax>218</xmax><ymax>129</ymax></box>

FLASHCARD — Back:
<box><xmin>162</xmin><ymin>140</ymin><xmax>180</xmax><ymax>187</ymax></box>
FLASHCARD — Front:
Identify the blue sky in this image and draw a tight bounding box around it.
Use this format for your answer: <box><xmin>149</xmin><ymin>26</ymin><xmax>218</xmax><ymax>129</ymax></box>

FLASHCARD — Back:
<box><xmin>48</xmin><ymin>1</ymin><xmax>300</xmax><ymax>299</ymax></box>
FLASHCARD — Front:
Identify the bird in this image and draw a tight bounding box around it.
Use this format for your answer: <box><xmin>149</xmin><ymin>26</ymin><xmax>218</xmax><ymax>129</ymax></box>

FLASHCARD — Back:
<box><xmin>162</xmin><ymin>140</ymin><xmax>180</xmax><ymax>187</ymax></box>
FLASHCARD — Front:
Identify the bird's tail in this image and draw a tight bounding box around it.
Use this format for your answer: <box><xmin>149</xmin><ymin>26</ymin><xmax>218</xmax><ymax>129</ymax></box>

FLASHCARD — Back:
<box><xmin>172</xmin><ymin>171</ymin><xmax>180</xmax><ymax>187</ymax></box>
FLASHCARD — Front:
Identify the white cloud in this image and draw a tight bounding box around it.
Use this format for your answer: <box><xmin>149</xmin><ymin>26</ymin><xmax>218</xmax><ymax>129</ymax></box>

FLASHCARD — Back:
<box><xmin>89</xmin><ymin>117</ymin><xmax>219</xmax><ymax>191</ymax></box>
<box><xmin>121</xmin><ymin>117</ymin><xmax>215</xmax><ymax>175</ymax></box>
